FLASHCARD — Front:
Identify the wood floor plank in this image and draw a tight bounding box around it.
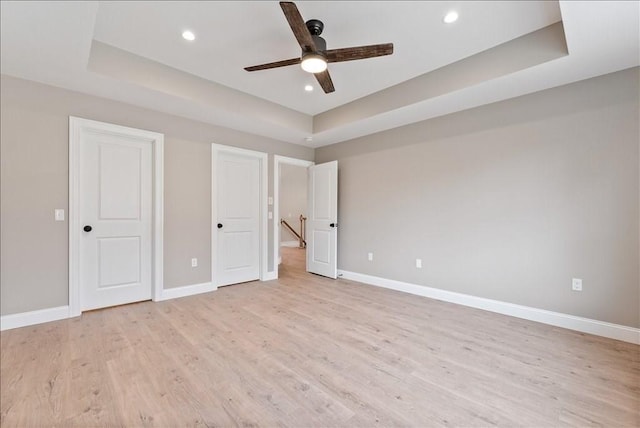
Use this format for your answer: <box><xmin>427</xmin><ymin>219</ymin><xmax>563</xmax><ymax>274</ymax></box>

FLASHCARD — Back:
<box><xmin>1</xmin><ymin>247</ymin><xmax>638</xmax><ymax>427</ymax></box>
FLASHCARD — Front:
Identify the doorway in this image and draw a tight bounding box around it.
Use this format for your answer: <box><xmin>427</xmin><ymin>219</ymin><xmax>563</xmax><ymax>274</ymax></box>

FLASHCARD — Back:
<box><xmin>274</xmin><ymin>156</ymin><xmax>313</xmax><ymax>276</ymax></box>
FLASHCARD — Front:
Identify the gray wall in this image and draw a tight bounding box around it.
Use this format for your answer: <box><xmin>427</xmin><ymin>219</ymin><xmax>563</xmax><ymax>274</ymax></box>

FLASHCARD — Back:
<box><xmin>279</xmin><ymin>164</ymin><xmax>307</xmax><ymax>243</ymax></box>
<box><xmin>164</xmin><ymin>138</ymin><xmax>211</xmax><ymax>289</ymax></box>
<box><xmin>316</xmin><ymin>67</ymin><xmax>640</xmax><ymax>328</ymax></box>
<box><xmin>2</xmin><ymin>68</ymin><xmax>638</xmax><ymax>328</ymax></box>
<box><xmin>0</xmin><ymin>75</ymin><xmax>313</xmax><ymax>315</ymax></box>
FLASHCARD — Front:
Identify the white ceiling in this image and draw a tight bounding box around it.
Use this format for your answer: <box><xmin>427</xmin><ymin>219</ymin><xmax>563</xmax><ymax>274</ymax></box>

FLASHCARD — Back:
<box><xmin>92</xmin><ymin>1</ymin><xmax>561</xmax><ymax>115</ymax></box>
<box><xmin>1</xmin><ymin>1</ymin><xmax>638</xmax><ymax>148</ymax></box>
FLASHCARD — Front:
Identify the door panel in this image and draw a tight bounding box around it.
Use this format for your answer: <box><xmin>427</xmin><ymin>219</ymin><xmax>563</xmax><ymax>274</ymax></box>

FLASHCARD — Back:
<box><xmin>307</xmin><ymin>161</ymin><xmax>338</xmax><ymax>279</ymax></box>
<box><xmin>99</xmin><ymin>144</ymin><xmax>141</xmax><ymax>219</ymax></box>
<box><xmin>312</xmin><ymin>168</ymin><xmax>331</xmax><ymax>219</ymax></box>
<box><xmin>223</xmin><ymin>231</ymin><xmax>252</xmax><ymax>270</ymax></box>
<box><xmin>311</xmin><ymin>230</ymin><xmax>330</xmax><ymax>264</ymax></box>
<box><xmin>81</xmin><ymin>133</ymin><xmax>152</xmax><ymax>310</ymax></box>
<box><xmin>97</xmin><ymin>237</ymin><xmax>141</xmax><ymax>288</ymax></box>
<box><xmin>222</xmin><ymin>160</ymin><xmax>254</xmax><ymax>218</ymax></box>
<box><xmin>215</xmin><ymin>151</ymin><xmax>260</xmax><ymax>286</ymax></box>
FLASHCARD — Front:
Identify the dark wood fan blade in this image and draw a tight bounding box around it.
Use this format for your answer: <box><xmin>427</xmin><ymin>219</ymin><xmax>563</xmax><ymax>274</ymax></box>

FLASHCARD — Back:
<box><xmin>244</xmin><ymin>58</ymin><xmax>301</xmax><ymax>72</ymax></box>
<box><xmin>280</xmin><ymin>2</ymin><xmax>317</xmax><ymax>52</ymax></box>
<box><xmin>314</xmin><ymin>69</ymin><xmax>335</xmax><ymax>93</ymax></box>
<box><xmin>326</xmin><ymin>43</ymin><xmax>394</xmax><ymax>63</ymax></box>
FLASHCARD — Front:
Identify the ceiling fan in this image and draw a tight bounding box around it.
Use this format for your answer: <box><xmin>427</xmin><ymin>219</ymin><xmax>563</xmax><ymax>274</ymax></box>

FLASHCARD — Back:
<box><xmin>244</xmin><ymin>1</ymin><xmax>394</xmax><ymax>94</ymax></box>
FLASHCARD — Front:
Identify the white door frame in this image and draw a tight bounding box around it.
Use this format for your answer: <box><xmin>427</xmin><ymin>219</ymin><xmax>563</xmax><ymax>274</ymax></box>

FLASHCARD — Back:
<box><xmin>69</xmin><ymin>117</ymin><xmax>164</xmax><ymax>317</ymax></box>
<box><xmin>211</xmin><ymin>144</ymin><xmax>268</xmax><ymax>286</ymax></box>
<box><xmin>273</xmin><ymin>155</ymin><xmax>314</xmax><ymax>279</ymax></box>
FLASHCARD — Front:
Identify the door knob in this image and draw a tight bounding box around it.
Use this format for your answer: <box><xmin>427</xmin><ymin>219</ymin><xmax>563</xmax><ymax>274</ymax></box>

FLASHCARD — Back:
<box><xmin>83</xmin><ymin>225</ymin><xmax>92</xmax><ymax>232</ymax></box>
<box><xmin>217</xmin><ymin>223</ymin><xmax>223</xmax><ymax>229</ymax></box>
<box><xmin>330</xmin><ymin>223</ymin><xmax>337</xmax><ymax>228</ymax></box>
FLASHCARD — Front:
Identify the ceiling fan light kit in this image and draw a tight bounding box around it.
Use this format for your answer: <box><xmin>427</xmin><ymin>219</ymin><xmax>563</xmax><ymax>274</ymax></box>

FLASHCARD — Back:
<box><xmin>301</xmin><ymin>53</ymin><xmax>327</xmax><ymax>73</ymax></box>
<box><xmin>244</xmin><ymin>1</ymin><xmax>394</xmax><ymax>93</ymax></box>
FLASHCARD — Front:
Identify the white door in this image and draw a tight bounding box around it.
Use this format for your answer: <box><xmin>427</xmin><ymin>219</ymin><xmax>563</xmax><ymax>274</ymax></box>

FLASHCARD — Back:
<box><xmin>307</xmin><ymin>161</ymin><xmax>338</xmax><ymax>278</ymax></box>
<box><xmin>214</xmin><ymin>150</ymin><xmax>261</xmax><ymax>286</ymax></box>
<box><xmin>80</xmin><ymin>131</ymin><xmax>153</xmax><ymax>310</ymax></box>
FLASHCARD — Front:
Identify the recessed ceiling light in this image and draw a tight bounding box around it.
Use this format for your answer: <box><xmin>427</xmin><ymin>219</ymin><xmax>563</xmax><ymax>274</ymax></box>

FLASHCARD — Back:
<box><xmin>443</xmin><ymin>11</ymin><xmax>459</xmax><ymax>24</ymax></box>
<box><xmin>304</xmin><ymin>85</ymin><xmax>314</xmax><ymax>92</ymax></box>
<box><xmin>305</xmin><ymin>136</ymin><xmax>313</xmax><ymax>142</ymax></box>
<box><xmin>182</xmin><ymin>30</ymin><xmax>196</xmax><ymax>41</ymax></box>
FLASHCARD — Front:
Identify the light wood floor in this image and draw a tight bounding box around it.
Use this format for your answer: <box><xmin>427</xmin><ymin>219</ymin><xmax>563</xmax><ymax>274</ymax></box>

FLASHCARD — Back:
<box><xmin>1</xmin><ymin>247</ymin><xmax>638</xmax><ymax>427</ymax></box>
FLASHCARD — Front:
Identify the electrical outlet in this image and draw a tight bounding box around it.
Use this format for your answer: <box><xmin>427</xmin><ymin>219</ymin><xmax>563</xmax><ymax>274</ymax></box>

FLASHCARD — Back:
<box><xmin>191</xmin><ymin>258</ymin><xmax>198</xmax><ymax>268</ymax></box>
<box><xmin>572</xmin><ymin>278</ymin><xmax>582</xmax><ymax>291</ymax></box>
<box><xmin>368</xmin><ymin>252</ymin><xmax>373</xmax><ymax>261</ymax></box>
<box><xmin>416</xmin><ymin>259</ymin><xmax>422</xmax><ymax>269</ymax></box>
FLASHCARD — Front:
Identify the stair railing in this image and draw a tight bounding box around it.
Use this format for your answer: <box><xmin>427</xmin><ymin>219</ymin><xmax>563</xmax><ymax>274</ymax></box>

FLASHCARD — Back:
<box><xmin>281</xmin><ymin>215</ymin><xmax>307</xmax><ymax>248</ymax></box>
<box><xmin>300</xmin><ymin>214</ymin><xmax>307</xmax><ymax>248</ymax></box>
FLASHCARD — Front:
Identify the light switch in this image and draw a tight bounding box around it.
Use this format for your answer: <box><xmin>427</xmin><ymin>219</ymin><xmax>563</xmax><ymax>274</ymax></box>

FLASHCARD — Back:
<box><xmin>268</xmin><ymin>197</ymin><xmax>274</xmax><ymax>205</ymax></box>
<box><xmin>55</xmin><ymin>209</ymin><xmax>65</xmax><ymax>221</ymax></box>
<box><xmin>572</xmin><ymin>278</ymin><xmax>582</xmax><ymax>291</ymax></box>
<box><xmin>268</xmin><ymin>211</ymin><xmax>273</xmax><ymax>219</ymax></box>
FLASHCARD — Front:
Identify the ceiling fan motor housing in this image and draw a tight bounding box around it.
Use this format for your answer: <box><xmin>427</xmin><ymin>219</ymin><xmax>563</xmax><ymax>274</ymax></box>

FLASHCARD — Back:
<box><xmin>310</xmin><ymin>35</ymin><xmax>326</xmax><ymax>52</ymax></box>
<box><xmin>302</xmin><ymin>35</ymin><xmax>327</xmax><ymax>63</ymax></box>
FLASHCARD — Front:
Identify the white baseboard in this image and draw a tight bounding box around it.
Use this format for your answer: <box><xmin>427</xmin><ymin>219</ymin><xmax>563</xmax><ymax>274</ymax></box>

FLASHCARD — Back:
<box><xmin>338</xmin><ymin>270</ymin><xmax>640</xmax><ymax>345</ymax></box>
<box><xmin>157</xmin><ymin>282</ymin><xmax>217</xmax><ymax>301</ymax></box>
<box><xmin>280</xmin><ymin>241</ymin><xmax>300</xmax><ymax>248</ymax></box>
<box><xmin>1</xmin><ymin>306</ymin><xmax>71</xmax><ymax>331</ymax></box>
<box><xmin>263</xmin><ymin>271</ymin><xmax>278</xmax><ymax>281</ymax></box>
<box><xmin>1</xmin><ymin>281</ymin><xmax>219</xmax><ymax>330</ymax></box>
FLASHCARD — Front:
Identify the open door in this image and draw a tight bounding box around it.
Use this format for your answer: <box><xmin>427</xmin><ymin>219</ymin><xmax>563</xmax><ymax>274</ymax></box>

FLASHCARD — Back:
<box><xmin>306</xmin><ymin>161</ymin><xmax>338</xmax><ymax>278</ymax></box>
